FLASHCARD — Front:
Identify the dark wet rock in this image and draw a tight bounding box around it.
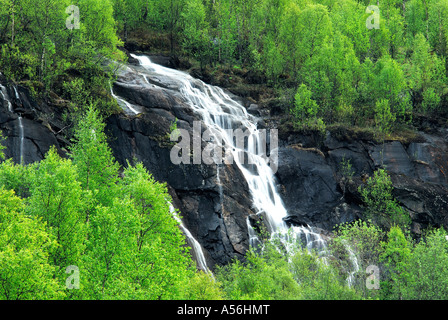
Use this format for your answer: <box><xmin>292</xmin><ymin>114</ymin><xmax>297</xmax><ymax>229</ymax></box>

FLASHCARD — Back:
<box><xmin>0</xmin><ymin>81</ymin><xmax>65</xmax><ymax>164</ymax></box>
<box><xmin>391</xmin><ymin>174</ymin><xmax>448</xmax><ymax>230</ymax></box>
<box><xmin>277</xmin><ymin>129</ymin><xmax>448</xmax><ymax>235</ymax></box>
<box><xmin>369</xmin><ymin>141</ymin><xmax>416</xmax><ymax>177</ymax></box>
<box><xmin>247</xmin><ymin>104</ymin><xmax>261</xmax><ymax>116</ymax></box>
<box><xmin>276</xmin><ymin>145</ymin><xmax>341</xmax><ymax>229</ymax></box>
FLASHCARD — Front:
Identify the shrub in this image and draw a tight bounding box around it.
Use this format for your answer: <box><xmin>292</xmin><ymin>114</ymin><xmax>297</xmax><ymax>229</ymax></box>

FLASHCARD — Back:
<box><xmin>358</xmin><ymin>169</ymin><xmax>411</xmax><ymax>229</ymax></box>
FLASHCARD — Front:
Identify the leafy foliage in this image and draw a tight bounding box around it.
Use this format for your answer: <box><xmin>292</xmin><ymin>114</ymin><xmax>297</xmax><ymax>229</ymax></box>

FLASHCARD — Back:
<box><xmin>358</xmin><ymin>169</ymin><xmax>411</xmax><ymax>229</ymax></box>
<box><xmin>0</xmin><ymin>108</ymin><xmax>213</xmax><ymax>300</ymax></box>
<box><xmin>2</xmin><ymin>0</ymin><xmax>448</xmax><ymax>301</ymax></box>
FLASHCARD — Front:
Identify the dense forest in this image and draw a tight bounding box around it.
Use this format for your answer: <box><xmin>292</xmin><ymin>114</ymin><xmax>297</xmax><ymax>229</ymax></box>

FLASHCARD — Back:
<box><xmin>1</xmin><ymin>0</ymin><xmax>448</xmax><ymax>300</ymax></box>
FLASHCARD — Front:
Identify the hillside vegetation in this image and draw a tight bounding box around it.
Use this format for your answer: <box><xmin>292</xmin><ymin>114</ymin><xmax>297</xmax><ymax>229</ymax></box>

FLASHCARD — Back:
<box><xmin>0</xmin><ymin>0</ymin><xmax>448</xmax><ymax>300</ymax></box>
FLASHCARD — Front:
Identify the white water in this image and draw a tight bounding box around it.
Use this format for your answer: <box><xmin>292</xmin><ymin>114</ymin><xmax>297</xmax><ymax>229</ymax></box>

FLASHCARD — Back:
<box><xmin>13</xmin><ymin>85</ymin><xmax>20</xmax><ymax>100</ymax></box>
<box><xmin>0</xmin><ymin>84</ymin><xmax>13</xmax><ymax>112</ymax></box>
<box><xmin>18</xmin><ymin>116</ymin><xmax>24</xmax><ymax>163</ymax></box>
<box><xmin>110</xmin><ymin>84</ymin><xmax>140</xmax><ymax>115</ymax></box>
<box><xmin>0</xmin><ymin>83</ymin><xmax>24</xmax><ymax>163</ymax></box>
<box><xmin>130</xmin><ymin>54</ymin><xmax>326</xmax><ymax>254</ymax></box>
<box><xmin>344</xmin><ymin>241</ymin><xmax>360</xmax><ymax>287</ymax></box>
<box><xmin>170</xmin><ymin>204</ymin><xmax>209</xmax><ymax>272</ymax></box>
<box><xmin>247</xmin><ymin>217</ymin><xmax>261</xmax><ymax>248</ymax></box>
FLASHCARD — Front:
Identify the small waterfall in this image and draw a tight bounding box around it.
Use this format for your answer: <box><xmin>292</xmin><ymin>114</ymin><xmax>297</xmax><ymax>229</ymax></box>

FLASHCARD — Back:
<box><xmin>110</xmin><ymin>84</ymin><xmax>139</xmax><ymax>115</ymax></box>
<box><xmin>0</xmin><ymin>84</ymin><xmax>13</xmax><ymax>112</ymax></box>
<box><xmin>169</xmin><ymin>204</ymin><xmax>210</xmax><ymax>273</ymax></box>
<box><xmin>130</xmin><ymin>54</ymin><xmax>327</xmax><ymax>256</ymax></box>
<box><xmin>13</xmin><ymin>85</ymin><xmax>20</xmax><ymax>100</ymax></box>
<box><xmin>344</xmin><ymin>241</ymin><xmax>360</xmax><ymax>287</ymax></box>
<box><xmin>247</xmin><ymin>217</ymin><xmax>261</xmax><ymax>248</ymax></box>
<box><xmin>18</xmin><ymin>116</ymin><xmax>24</xmax><ymax>164</ymax></box>
<box><xmin>0</xmin><ymin>83</ymin><xmax>25</xmax><ymax>163</ymax></box>
<box><xmin>15</xmin><ymin>86</ymin><xmax>25</xmax><ymax>163</ymax></box>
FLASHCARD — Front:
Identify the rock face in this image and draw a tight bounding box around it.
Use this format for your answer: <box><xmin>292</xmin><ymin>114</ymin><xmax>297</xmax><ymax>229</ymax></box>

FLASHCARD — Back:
<box><xmin>106</xmin><ymin>109</ymin><xmax>255</xmax><ymax>267</ymax></box>
<box><xmin>106</xmin><ymin>63</ymin><xmax>255</xmax><ymax>268</ymax></box>
<box><xmin>0</xmin><ymin>75</ymin><xmax>66</xmax><ymax>164</ymax></box>
<box><xmin>276</xmin><ymin>129</ymin><xmax>448</xmax><ymax>236</ymax></box>
<box><xmin>1</xmin><ymin>58</ymin><xmax>448</xmax><ymax>269</ymax></box>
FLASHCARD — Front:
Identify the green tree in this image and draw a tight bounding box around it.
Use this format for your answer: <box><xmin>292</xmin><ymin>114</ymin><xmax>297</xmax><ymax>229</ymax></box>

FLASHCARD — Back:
<box><xmin>330</xmin><ymin>0</ymin><xmax>370</xmax><ymax>60</ymax></box>
<box><xmin>112</xmin><ymin>0</ymin><xmax>148</xmax><ymax>41</ymax></box>
<box><xmin>331</xmin><ymin>220</ymin><xmax>384</xmax><ymax>299</ymax></box>
<box><xmin>290</xmin><ymin>83</ymin><xmax>325</xmax><ymax>133</ymax></box>
<box><xmin>278</xmin><ymin>1</ymin><xmax>303</xmax><ymax>79</ymax></box>
<box><xmin>184</xmin><ymin>271</ymin><xmax>226</xmax><ymax>300</ymax></box>
<box><xmin>421</xmin><ymin>87</ymin><xmax>441</xmax><ymax>113</ymax></box>
<box><xmin>76</xmin><ymin>0</ymin><xmax>123</xmax><ymax>54</ymax></box>
<box><xmin>157</xmin><ymin>0</ymin><xmax>185</xmax><ymax>53</ymax></box>
<box><xmin>181</xmin><ymin>0</ymin><xmax>211</xmax><ymax>70</ymax></box>
<box><xmin>373</xmin><ymin>55</ymin><xmax>407</xmax><ymax>114</ymax></box>
<box><xmin>374</xmin><ymin>99</ymin><xmax>396</xmax><ymax>136</ymax></box>
<box><xmin>26</xmin><ymin>147</ymin><xmax>86</xmax><ymax>273</ymax></box>
<box><xmin>289</xmin><ymin>248</ymin><xmax>360</xmax><ymax>300</ymax></box>
<box><xmin>380</xmin><ymin>226</ymin><xmax>412</xmax><ymax>300</ymax></box>
<box><xmin>69</xmin><ymin>106</ymin><xmax>120</xmax><ymax>211</ymax></box>
<box><xmin>405</xmin><ymin>228</ymin><xmax>448</xmax><ymax>299</ymax></box>
<box><xmin>81</xmin><ymin>197</ymin><xmax>139</xmax><ymax>299</ymax></box>
<box><xmin>0</xmin><ymin>159</ymin><xmax>35</xmax><ymax>198</ymax></box>
<box><xmin>216</xmin><ymin>244</ymin><xmax>301</xmax><ymax>300</ymax></box>
<box><xmin>406</xmin><ymin>33</ymin><xmax>446</xmax><ymax>113</ymax></box>
<box><xmin>359</xmin><ymin>169</ymin><xmax>411</xmax><ymax>229</ymax></box>
<box><xmin>119</xmin><ymin>162</ymin><xmax>195</xmax><ymax>299</ymax></box>
<box><xmin>428</xmin><ymin>0</ymin><xmax>448</xmax><ymax>57</ymax></box>
<box><xmin>0</xmin><ymin>187</ymin><xmax>62</xmax><ymax>299</ymax></box>
<box><xmin>405</xmin><ymin>0</ymin><xmax>429</xmax><ymax>40</ymax></box>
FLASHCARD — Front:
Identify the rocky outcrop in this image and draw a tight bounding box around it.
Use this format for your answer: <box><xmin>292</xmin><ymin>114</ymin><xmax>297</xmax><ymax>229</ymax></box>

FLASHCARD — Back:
<box><xmin>276</xmin><ymin>128</ymin><xmax>448</xmax><ymax>236</ymax></box>
<box><xmin>0</xmin><ymin>76</ymin><xmax>67</xmax><ymax>164</ymax></box>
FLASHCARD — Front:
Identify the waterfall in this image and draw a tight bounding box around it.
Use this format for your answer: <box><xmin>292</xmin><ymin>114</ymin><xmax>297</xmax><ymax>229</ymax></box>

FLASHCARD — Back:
<box><xmin>344</xmin><ymin>241</ymin><xmax>360</xmax><ymax>287</ymax></box>
<box><xmin>247</xmin><ymin>217</ymin><xmax>261</xmax><ymax>248</ymax></box>
<box><xmin>13</xmin><ymin>85</ymin><xmax>20</xmax><ymax>100</ymax></box>
<box><xmin>0</xmin><ymin>84</ymin><xmax>13</xmax><ymax>112</ymax></box>
<box><xmin>18</xmin><ymin>116</ymin><xmax>24</xmax><ymax>164</ymax></box>
<box><xmin>0</xmin><ymin>83</ymin><xmax>24</xmax><ymax>163</ymax></box>
<box><xmin>169</xmin><ymin>204</ymin><xmax>210</xmax><ymax>273</ymax></box>
<box><xmin>110</xmin><ymin>84</ymin><xmax>140</xmax><ymax>115</ymax></box>
<box><xmin>130</xmin><ymin>54</ymin><xmax>327</xmax><ymax>255</ymax></box>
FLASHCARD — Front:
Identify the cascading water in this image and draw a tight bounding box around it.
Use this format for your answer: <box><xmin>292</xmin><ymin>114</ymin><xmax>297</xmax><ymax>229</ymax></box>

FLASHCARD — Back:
<box><xmin>18</xmin><ymin>116</ymin><xmax>24</xmax><ymax>164</ymax></box>
<box><xmin>169</xmin><ymin>204</ymin><xmax>210</xmax><ymax>273</ymax></box>
<box><xmin>344</xmin><ymin>241</ymin><xmax>360</xmax><ymax>287</ymax></box>
<box><xmin>247</xmin><ymin>217</ymin><xmax>261</xmax><ymax>248</ymax></box>
<box><xmin>130</xmin><ymin>54</ymin><xmax>326</xmax><ymax>255</ymax></box>
<box><xmin>0</xmin><ymin>84</ymin><xmax>13</xmax><ymax>112</ymax></box>
<box><xmin>110</xmin><ymin>84</ymin><xmax>140</xmax><ymax>115</ymax></box>
<box><xmin>0</xmin><ymin>83</ymin><xmax>25</xmax><ymax>163</ymax></box>
<box><xmin>13</xmin><ymin>85</ymin><xmax>20</xmax><ymax>100</ymax></box>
